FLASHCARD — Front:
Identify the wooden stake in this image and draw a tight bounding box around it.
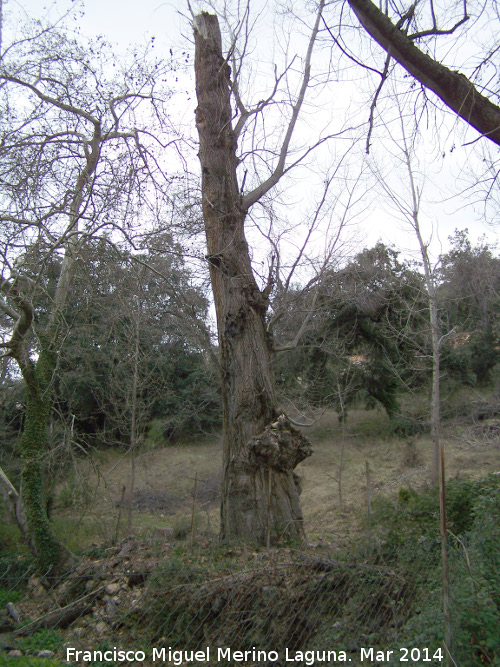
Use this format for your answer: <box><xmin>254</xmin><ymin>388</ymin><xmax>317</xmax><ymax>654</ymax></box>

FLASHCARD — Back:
<box><xmin>366</xmin><ymin>461</ymin><xmax>372</xmax><ymax>552</ymax></box>
<box><xmin>190</xmin><ymin>472</ymin><xmax>198</xmax><ymax>548</ymax></box>
<box><xmin>114</xmin><ymin>485</ymin><xmax>126</xmax><ymax>544</ymax></box>
<box><xmin>266</xmin><ymin>468</ymin><xmax>272</xmax><ymax>548</ymax></box>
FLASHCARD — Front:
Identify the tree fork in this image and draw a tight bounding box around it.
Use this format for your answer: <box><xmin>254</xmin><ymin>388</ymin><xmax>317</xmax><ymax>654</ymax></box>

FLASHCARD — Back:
<box><xmin>193</xmin><ymin>12</ymin><xmax>311</xmax><ymax>544</ymax></box>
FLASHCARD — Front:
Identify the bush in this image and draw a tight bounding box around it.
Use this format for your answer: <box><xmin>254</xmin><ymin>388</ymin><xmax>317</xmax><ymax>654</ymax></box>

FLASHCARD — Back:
<box><xmin>391</xmin><ymin>413</ymin><xmax>427</xmax><ymax>437</ymax></box>
<box><xmin>0</xmin><ymin>657</ymin><xmax>61</xmax><ymax>667</ymax></box>
<box><xmin>447</xmin><ymin>480</ymin><xmax>500</xmax><ymax>664</ymax></box>
<box><xmin>446</xmin><ymin>476</ymin><xmax>499</xmax><ymax>534</ymax></box>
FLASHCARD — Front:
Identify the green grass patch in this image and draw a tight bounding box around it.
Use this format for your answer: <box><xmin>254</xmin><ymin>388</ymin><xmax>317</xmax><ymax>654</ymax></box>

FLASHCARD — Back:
<box><xmin>0</xmin><ymin>657</ymin><xmax>62</xmax><ymax>667</ymax></box>
<box><xmin>17</xmin><ymin>629</ymin><xmax>64</xmax><ymax>655</ymax></box>
<box><xmin>0</xmin><ymin>587</ymin><xmax>23</xmax><ymax>606</ymax></box>
<box><xmin>0</xmin><ymin>553</ymin><xmax>35</xmax><ymax>590</ymax></box>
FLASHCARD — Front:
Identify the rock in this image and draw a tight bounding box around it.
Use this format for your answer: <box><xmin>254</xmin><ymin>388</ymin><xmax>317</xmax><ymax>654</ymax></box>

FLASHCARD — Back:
<box><xmin>76</xmin><ymin>562</ymin><xmax>90</xmax><ymax>575</ymax></box>
<box><xmin>37</xmin><ymin>650</ymin><xmax>54</xmax><ymax>658</ymax></box>
<box><xmin>72</xmin><ymin>627</ymin><xmax>86</xmax><ymax>638</ymax></box>
<box><xmin>8</xmin><ymin>650</ymin><xmax>23</xmax><ymax>657</ymax></box>
<box><xmin>105</xmin><ymin>599</ymin><xmax>119</xmax><ymax>616</ymax></box>
<box><xmin>117</xmin><ymin>538</ymin><xmax>137</xmax><ymax>559</ymax></box>
<box><xmin>6</xmin><ymin>603</ymin><xmax>21</xmax><ymax>623</ymax></box>
<box><xmin>28</xmin><ymin>576</ymin><xmax>46</xmax><ymax>599</ymax></box>
<box><xmin>56</xmin><ymin>581</ymin><xmax>70</xmax><ymax>599</ymax></box>
<box><xmin>95</xmin><ymin>621</ymin><xmax>108</xmax><ymax>635</ymax></box>
<box><xmin>105</xmin><ymin>582</ymin><xmax>121</xmax><ymax>595</ymax></box>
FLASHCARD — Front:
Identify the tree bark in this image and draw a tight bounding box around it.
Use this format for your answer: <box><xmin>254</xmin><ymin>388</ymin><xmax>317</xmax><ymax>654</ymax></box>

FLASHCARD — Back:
<box><xmin>193</xmin><ymin>12</ymin><xmax>311</xmax><ymax>544</ymax></box>
<box><xmin>19</xmin><ymin>348</ymin><xmax>66</xmax><ymax>574</ymax></box>
<box><xmin>346</xmin><ymin>0</ymin><xmax>500</xmax><ymax>147</ymax></box>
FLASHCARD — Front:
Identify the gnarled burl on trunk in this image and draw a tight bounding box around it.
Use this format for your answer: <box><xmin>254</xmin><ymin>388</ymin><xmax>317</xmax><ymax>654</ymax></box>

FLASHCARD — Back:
<box><xmin>193</xmin><ymin>12</ymin><xmax>312</xmax><ymax>544</ymax></box>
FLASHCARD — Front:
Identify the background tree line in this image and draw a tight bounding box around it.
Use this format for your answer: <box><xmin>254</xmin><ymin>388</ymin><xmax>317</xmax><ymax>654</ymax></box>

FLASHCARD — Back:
<box><xmin>2</xmin><ymin>230</ymin><xmax>498</xmax><ymax>470</ymax></box>
<box><xmin>276</xmin><ymin>235</ymin><xmax>500</xmax><ymax>425</ymax></box>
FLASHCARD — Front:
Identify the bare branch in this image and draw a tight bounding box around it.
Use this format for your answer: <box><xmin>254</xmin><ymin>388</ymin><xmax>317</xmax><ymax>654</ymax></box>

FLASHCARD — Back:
<box><xmin>0</xmin><ymin>294</ymin><xmax>19</xmax><ymax>321</ymax></box>
<box><xmin>274</xmin><ymin>290</ymin><xmax>319</xmax><ymax>352</ymax></box>
<box><xmin>366</xmin><ymin>51</ymin><xmax>392</xmax><ymax>153</ymax></box>
<box><xmin>0</xmin><ymin>74</ymin><xmax>99</xmax><ymax>125</ymax></box>
<box><xmin>346</xmin><ymin>0</ymin><xmax>500</xmax><ymax>146</ymax></box>
<box><xmin>233</xmin><ymin>63</ymin><xmax>293</xmax><ymax>140</ymax></box>
<box><xmin>242</xmin><ymin>0</ymin><xmax>326</xmax><ymax>209</ymax></box>
<box><xmin>408</xmin><ymin>14</ymin><xmax>469</xmax><ymax>40</ymax></box>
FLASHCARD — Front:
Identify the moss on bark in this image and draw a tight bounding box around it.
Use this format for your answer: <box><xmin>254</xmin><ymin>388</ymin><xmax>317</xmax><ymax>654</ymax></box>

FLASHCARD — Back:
<box><xmin>20</xmin><ymin>348</ymin><xmax>64</xmax><ymax>574</ymax></box>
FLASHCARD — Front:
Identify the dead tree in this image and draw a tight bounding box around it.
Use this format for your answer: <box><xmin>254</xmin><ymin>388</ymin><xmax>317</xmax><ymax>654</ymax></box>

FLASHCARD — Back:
<box><xmin>193</xmin><ymin>6</ymin><xmax>325</xmax><ymax>544</ymax></box>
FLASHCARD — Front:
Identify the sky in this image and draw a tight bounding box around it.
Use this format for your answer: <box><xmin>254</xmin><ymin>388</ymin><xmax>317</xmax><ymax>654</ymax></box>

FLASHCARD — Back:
<box><xmin>14</xmin><ymin>0</ymin><xmax>183</xmax><ymax>50</ymax></box>
<box><xmin>9</xmin><ymin>0</ymin><xmax>499</xmax><ymax>268</ymax></box>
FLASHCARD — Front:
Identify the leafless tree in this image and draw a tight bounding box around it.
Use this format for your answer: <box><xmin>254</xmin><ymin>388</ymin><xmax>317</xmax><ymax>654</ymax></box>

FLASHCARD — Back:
<box><xmin>191</xmin><ymin>0</ymin><xmax>359</xmax><ymax>544</ymax></box>
<box><xmin>0</xmin><ymin>13</ymin><xmax>176</xmax><ymax>571</ymax></box>
<box><xmin>369</xmin><ymin>104</ymin><xmax>451</xmax><ymax>654</ymax></box>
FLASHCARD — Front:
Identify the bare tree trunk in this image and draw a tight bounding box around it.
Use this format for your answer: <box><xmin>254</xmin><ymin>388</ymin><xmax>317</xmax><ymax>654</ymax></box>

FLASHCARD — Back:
<box><xmin>372</xmin><ymin>97</ymin><xmax>451</xmax><ymax>657</ymax></box>
<box><xmin>193</xmin><ymin>12</ymin><xmax>311</xmax><ymax>545</ymax></box>
<box><xmin>413</xmin><ymin>221</ymin><xmax>440</xmax><ymax>487</ymax></box>
<box><xmin>0</xmin><ymin>466</ymin><xmax>26</xmax><ymax>536</ymax></box>
<box><xmin>404</xmin><ymin>147</ymin><xmax>451</xmax><ymax>656</ymax></box>
<box><xmin>428</xmin><ymin>288</ymin><xmax>440</xmax><ymax>488</ymax></box>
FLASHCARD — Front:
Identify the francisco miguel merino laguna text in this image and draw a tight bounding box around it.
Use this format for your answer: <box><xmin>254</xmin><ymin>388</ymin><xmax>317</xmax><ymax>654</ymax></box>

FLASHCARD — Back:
<box><xmin>66</xmin><ymin>646</ymin><xmax>355</xmax><ymax>664</ymax></box>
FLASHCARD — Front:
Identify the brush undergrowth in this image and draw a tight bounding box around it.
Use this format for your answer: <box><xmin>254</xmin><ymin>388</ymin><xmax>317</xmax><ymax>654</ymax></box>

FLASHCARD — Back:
<box><xmin>369</xmin><ymin>475</ymin><xmax>500</xmax><ymax>664</ymax></box>
<box><xmin>128</xmin><ymin>475</ymin><xmax>500</xmax><ymax>665</ymax></box>
<box><xmin>0</xmin><ymin>659</ymin><xmax>61</xmax><ymax>666</ymax></box>
<box><xmin>0</xmin><ymin>477</ymin><xmax>497</xmax><ymax>665</ymax></box>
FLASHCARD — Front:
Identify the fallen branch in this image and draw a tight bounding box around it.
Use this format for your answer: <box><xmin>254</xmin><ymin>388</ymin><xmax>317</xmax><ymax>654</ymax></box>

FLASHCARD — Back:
<box><xmin>14</xmin><ymin>586</ymin><xmax>106</xmax><ymax>636</ymax></box>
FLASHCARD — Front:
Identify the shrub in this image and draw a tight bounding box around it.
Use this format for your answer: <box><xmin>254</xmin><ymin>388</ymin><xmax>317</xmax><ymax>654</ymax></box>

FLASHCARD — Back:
<box><xmin>450</xmin><ymin>478</ymin><xmax>500</xmax><ymax>664</ymax></box>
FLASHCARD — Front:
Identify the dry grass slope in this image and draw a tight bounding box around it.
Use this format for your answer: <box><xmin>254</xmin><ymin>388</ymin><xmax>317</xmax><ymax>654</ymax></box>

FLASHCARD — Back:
<box><xmin>53</xmin><ymin>401</ymin><xmax>500</xmax><ymax>549</ymax></box>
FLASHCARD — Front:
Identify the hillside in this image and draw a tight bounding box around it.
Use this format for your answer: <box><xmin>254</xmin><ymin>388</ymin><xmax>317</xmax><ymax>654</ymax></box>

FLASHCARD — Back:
<box><xmin>1</xmin><ymin>400</ymin><xmax>500</xmax><ymax>665</ymax></box>
<box><xmin>48</xmin><ymin>402</ymin><xmax>500</xmax><ymax>551</ymax></box>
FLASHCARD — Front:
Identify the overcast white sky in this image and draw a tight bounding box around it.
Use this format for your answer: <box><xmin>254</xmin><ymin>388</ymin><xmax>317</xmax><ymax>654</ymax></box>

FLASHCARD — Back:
<box><xmin>10</xmin><ymin>0</ymin><xmax>499</xmax><ymax>265</ymax></box>
<box><xmin>13</xmin><ymin>0</ymin><xmax>181</xmax><ymax>50</ymax></box>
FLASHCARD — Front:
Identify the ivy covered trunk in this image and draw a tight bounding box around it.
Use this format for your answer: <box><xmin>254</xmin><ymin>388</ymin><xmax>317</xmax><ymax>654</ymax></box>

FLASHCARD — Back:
<box><xmin>20</xmin><ymin>348</ymin><xmax>65</xmax><ymax>574</ymax></box>
<box><xmin>193</xmin><ymin>12</ymin><xmax>311</xmax><ymax>544</ymax></box>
